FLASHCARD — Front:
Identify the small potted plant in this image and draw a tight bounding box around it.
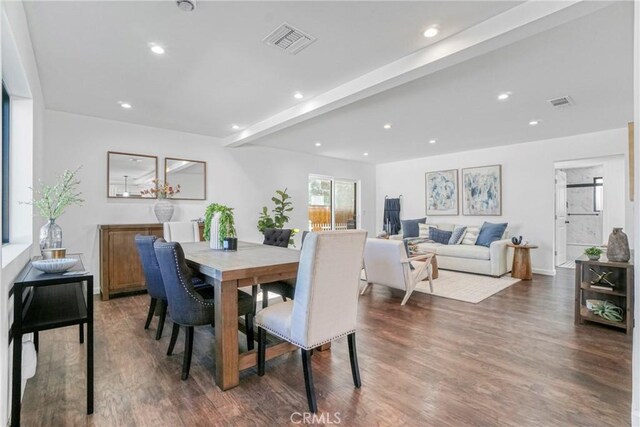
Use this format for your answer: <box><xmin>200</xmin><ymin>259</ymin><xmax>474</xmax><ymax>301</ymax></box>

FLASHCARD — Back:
<box><xmin>204</xmin><ymin>203</ymin><xmax>237</xmax><ymax>250</ymax></box>
<box><xmin>584</xmin><ymin>246</ymin><xmax>603</xmax><ymax>261</ymax></box>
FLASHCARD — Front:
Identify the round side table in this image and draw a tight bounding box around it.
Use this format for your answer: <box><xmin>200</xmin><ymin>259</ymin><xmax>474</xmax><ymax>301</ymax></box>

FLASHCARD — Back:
<box><xmin>507</xmin><ymin>244</ymin><xmax>538</xmax><ymax>280</ymax></box>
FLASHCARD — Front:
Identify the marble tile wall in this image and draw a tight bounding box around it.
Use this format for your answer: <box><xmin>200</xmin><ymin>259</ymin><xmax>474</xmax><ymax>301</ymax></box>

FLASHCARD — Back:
<box><xmin>563</xmin><ymin>166</ymin><xmax>604</xmax><ymax>245</ymax></box>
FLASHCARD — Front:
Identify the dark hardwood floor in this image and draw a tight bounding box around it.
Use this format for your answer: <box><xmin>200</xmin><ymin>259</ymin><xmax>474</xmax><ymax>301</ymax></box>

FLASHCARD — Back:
<box><xmin>21</xmin><ymin>268</ymin><xmax>631</xmax><ymax>426</ymax></box>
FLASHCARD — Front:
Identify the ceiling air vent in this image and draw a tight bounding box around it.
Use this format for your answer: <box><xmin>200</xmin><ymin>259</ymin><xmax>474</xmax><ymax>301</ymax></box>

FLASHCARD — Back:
<box><xmin>547</xmin><ymin>96</ymin><xmax>575</xmax><ymax>108</ymax></box>
<box><xmin>263</xmin><ymin>22</ymin><xmax>316</xmax><ymax>55</ymax></box>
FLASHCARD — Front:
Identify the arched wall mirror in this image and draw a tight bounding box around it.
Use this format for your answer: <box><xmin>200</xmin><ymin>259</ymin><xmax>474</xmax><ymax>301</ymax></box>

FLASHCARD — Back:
<box><xmin>107</xmin><ymin>151</ymin><xmax>158</xmax><ymax>198</ymax></box>
<box><xmin>164</xmin><ymin>157</ymin><xmax>207</xmax><ymax>200</ymax></box>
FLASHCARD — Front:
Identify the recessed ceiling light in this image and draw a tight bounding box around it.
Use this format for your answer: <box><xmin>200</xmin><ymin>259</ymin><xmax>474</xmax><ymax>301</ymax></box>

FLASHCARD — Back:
<box><xmin>383</xmin><ymin>124</ymin><xmax>392</xmax><ymax>129</ymax></box>
<box><xmin>363</xmin><ymin>152</ymin><xmax>369</xmax><ymax>156</ymax></box>
<box><xmin>497</xmin><ymin>92</ymin><xmax>511</xmax><ymax>101</ymax></box>
<box><xmin>294</xmin><ymin>92</ymin><xmax>304</xmax><ymax>99</ymax></box>
<box><xmin>529</xmin><ymin>120</ymin><xmax>540</xmax><ymax>126</ymax></box>
<box><xmin>423</xmin><ymin>27</ymin><xmax>439</xmax><ymax>38</ymax></box>
<box><xmin>232</xmin><ymin>124</ymin><xmax>240</xmax><ymax>130</ymax></box>
<box><xmin>429</xmin><ymin>139</ymin><xmax>436</xmax><ymax>144</ymax></box>
<box><xmin>120</xmin><ymin>102</ymin><xmax>132</xmax><ymax>109</ymax></box>
<box><xmin>150</xmin><ymin>45</ymin><xmax>165</xmax><ymax>55</ymax></box>
<box><xmin>315</xmin><ymin>142</ymin><xmax>322</xmax><ymax>147</ymax></box>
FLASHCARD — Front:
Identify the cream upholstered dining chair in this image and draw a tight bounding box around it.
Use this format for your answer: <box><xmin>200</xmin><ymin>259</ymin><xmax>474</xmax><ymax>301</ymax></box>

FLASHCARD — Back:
<box><xmin>163</xmin><ymin>221</ymin><xmax>200</xmax><ymax>243</ymax></box>
<box><xmin>361</xmin><ymin>238</ymin><xmax>434</xmax><ymax>305</ymax></box>
<box><xmin>256</xmin><ymin>230</ymin><xmax>367</xmax><ymax>413</ymax></box>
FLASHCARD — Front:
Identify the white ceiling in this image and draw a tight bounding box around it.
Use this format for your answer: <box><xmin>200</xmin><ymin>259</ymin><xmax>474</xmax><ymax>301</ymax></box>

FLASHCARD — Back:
<box><xmin>23</xmin><ymin>1</ymin><xmax>633</xmax><ymax>164</ymax></box>
<box><xmin>23</xmin><ymin>0</ymin><xmax>520</xmax><ymax>138</ymax></box>
<box><xmin>252</xmin><ymin>1</ymin><xmax>634</xmax><ymax>163</ymax></box>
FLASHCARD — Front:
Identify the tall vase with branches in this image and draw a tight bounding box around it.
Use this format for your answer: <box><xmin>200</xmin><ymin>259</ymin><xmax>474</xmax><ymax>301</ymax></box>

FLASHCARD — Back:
<box><xmin>26</xmin><ymin>166</ymin><xmax>84</xmax><ymax>252</ymax></box>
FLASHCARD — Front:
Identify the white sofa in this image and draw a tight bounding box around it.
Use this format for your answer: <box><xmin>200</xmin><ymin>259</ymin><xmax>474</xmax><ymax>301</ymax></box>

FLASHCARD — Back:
<box><xmin>391</xmin><ymin>222</ymin><xmax>514</xmax><ymax>277</ymax></box>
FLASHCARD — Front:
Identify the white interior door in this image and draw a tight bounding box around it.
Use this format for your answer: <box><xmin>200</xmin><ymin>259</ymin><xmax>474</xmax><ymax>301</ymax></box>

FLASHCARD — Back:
<box><xmin>555</xmin><ymin>170</ymin><xmax>568</xmax><ymax>265</ymax></box>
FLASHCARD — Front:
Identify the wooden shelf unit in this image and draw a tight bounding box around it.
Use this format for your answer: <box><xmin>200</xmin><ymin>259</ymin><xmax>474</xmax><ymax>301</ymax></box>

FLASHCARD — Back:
<box><xmin>575</xmin><ymin>255</ymin><xmax>633</xmax><ymax>334</ymax></box>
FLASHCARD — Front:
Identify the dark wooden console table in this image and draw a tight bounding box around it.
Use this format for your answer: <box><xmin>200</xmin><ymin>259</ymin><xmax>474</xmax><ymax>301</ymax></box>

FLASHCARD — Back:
<box><xmin>10</xmin><ymin>255</ymin><xmax>93</xmax><ymax>426</ymax></box>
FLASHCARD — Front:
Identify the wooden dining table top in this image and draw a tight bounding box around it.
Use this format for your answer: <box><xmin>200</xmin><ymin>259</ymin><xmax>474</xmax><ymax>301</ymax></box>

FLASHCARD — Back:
<box><xmin>181</xmin><ymin>241</ymin><xmax>301</xmax><ymax>282</ymax></box>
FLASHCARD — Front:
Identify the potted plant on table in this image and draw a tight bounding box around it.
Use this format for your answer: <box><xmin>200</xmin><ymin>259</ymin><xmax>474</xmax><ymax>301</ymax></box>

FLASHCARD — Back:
<box><xmin>26</xmin><ymin>166</ymin><xmax>84</xmax><ymax>253</ymax></box>
<box><xmin>584</xmin><ymin>246</ymin><xmax>603</xmax><ymax>261</ymax></box>
<box><xmin>204</xmin><ymin>203</ymin><xmax>237</xmax><ymax>250</ymax></box>
<box><xmin>257</xmin><ymin>188</ymin><xmax>297</xmax><ymax>246</ymax></box>
<box><xmin>141</xmin><ymin>179</ymin><xmax>181</xmax><ymax>223</ymax></box>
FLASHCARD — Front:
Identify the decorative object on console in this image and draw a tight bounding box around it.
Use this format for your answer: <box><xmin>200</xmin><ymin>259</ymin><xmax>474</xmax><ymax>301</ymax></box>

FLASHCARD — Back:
<box><xmin>32</xmin><ymin>258</ymin><xmax>78</xmax><ymax>274</ymax></box>
<box><xmin>26</xmin><ymin>166</ymin><xmax>84</xmax><ymax>254</ymax></box>
<box><xmin>204</xmin><ymin>203</ymin><xmax>237</xmax><ymax>250</ymax></box>
<box><xmin>223</xmin><ymin>237</ymin><xmax>238</xmax><ymax>251</ymax></box>
<box><xmin>511</xmin><ymin>236</ymin><xmax>523</xmax><ymax>246</ymax></box>
<box><xmin>588</xmin><ymin>268</ymin><xmax>615</xmax><ymax>288</ymax></box>
<box><xmin>142</xmin><ymin>178</ymin><xmax>181</xmax><ymax>223</ymax></box>
<box><xmin>425</xmin><ymin>169</ymin><xmax>458</xmax><ymax>215</ymax></box>
<box><xmin>462</xmin><ymin>165</ymin><xmax>502</xmax><ymax>216</ymax></box>
<box><xmin>257</xmin><ymin>188</ymin><xmax>296</xmax><ymax>246</ymax></box>
<box><xmin>606</xmin><ymin>228</ymin><xmax>630</xmax><ymax>262</ymax></box>
<box><xmin>401</xmin><ymin>217</ymin><xmax>426</xmax><ymax>238</ymax></box>
<box><xmin>589</xmin><ymin>300</ymin><xmax>624</xmax><ymax>323</ymax></box>
<box><xmin>584</xmin><ymin>247</ymin><xmax>603</xmax><ymax>261</ymax></box>
<box><xmin>475</xmin><ymin>222</ymin><xmax>508</xmax><ymax>248</ymax></box>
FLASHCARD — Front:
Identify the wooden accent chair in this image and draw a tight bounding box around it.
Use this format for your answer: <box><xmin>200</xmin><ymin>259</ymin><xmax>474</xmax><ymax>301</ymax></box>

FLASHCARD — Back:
<box><xmin>361</xmin><ymin>238</ymin><xmax>434</xmax><ymax>305</ymax></box>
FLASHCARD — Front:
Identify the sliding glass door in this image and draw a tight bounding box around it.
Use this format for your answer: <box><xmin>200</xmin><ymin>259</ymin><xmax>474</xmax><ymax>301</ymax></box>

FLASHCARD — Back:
<box><xmin>308</xmin><ymin>175</ymin><xmax>358</xmax><ymax>231</ymax></box>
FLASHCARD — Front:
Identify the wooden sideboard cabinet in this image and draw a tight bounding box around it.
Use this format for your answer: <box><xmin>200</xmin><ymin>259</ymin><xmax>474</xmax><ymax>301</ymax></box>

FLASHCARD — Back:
<box><xmin>98</xmin><ymin>223</ymin><xmax>204</xmax><ymax>300</ymax></box>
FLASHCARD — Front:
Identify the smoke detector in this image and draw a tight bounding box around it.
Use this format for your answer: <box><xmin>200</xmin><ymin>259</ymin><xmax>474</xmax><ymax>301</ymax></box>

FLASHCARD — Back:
<box><xmin>547</xmin><ymin>95</ymin><xmax>574</xmax><ymax>108</ymax></box>
<box><xmin>177</xmin><ymin>0</ymin><xmax>196</xmax><ymax>12</ymax></box>
<box><xmin>263</xmin><ymin>22</ymin><xmax>316</xmax><ymax>55</ymax></box>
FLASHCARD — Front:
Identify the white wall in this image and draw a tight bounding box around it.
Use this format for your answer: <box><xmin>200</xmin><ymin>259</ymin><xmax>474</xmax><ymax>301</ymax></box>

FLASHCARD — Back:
<box><xmin>42</xmin><ymin>110</ymin><xmax>377</xmax><ymax>292</ymax></box>
<box><xmin>376</xmin><ymin>128</ymin><xmax>632</xmax><ymax>275</ymax></box>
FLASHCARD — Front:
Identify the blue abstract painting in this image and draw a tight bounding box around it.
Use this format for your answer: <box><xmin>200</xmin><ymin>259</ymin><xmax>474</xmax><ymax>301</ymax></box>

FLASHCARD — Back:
<box><xmin>425</xmin><ymin>169</ymin><xmax>458</xmax><ymax>215</ymax></box>
<box><xmin>462</xmin><ymin>165</ymin><xmax>502</xmax><ymax>216</ymax></box>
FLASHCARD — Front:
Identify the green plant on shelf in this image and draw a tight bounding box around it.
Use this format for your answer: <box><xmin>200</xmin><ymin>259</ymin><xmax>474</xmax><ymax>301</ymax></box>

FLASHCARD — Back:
<box><xmin>584</xmin><ymin>247</ymin><xmax>603</xmax><ymax>257</ymax></box>
<box><xmin>589</xmin><ymin>301</ymin><xmax>623</xmax><ymax>323</ymax></box>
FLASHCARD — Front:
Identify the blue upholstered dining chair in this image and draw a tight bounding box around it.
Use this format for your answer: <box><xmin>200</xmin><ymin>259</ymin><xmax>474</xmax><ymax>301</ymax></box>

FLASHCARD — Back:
<box><xmin>134</xmin><ymin>235</ymin><xmax>171</xmax><ymax>340</ymax></box>
<box><xmin>258</xmin><ymin>230</ymin><xmax>308</xmax><ymax>310</ymax></box>
<box><xmin>257</xmin><ymin>231</ymin><xmax>368</xmax><ymax>413</ymax></box>
<box><xmin>153</xmin><ymin>240</ymin><xmax>255</xmax><ymax>380</ymax></box>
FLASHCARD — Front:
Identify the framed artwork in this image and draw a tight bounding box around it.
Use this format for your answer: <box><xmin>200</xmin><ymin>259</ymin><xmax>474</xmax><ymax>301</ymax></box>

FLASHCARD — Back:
<box><xmin>462</xmin><ymin>165</ymin><xmax>502</xmax><ymax>216</ymax></box>
<box><xmin>425</xmin><ymin>169</ymin><xmax>458</xmax><ymax>215</ymax></box>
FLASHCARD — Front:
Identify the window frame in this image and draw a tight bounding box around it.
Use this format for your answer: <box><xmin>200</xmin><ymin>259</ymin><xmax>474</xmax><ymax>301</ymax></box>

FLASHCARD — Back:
<box><xmin>2</xmin><ymin>82</ymin><xmax>10</xmax><ymax>244</ymax></box>
<box><xmin>593</xmin><ymin>176</ymin><xmax>603</xmax><ymax>213</ymax></box>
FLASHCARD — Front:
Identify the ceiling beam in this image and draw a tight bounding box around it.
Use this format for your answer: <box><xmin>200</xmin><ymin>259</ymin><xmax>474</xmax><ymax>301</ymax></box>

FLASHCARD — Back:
<box><xmin>223</xmin><ymin>0</ymin><xmax>610</xmax><ymax>148</ymax></box>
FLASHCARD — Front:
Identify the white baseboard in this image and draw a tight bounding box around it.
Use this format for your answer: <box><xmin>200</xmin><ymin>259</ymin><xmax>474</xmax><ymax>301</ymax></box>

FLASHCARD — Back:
<box><xmin>533</xmin><ymin>268</ymin><xmax>556</xmax><ymax>276</ymax></box>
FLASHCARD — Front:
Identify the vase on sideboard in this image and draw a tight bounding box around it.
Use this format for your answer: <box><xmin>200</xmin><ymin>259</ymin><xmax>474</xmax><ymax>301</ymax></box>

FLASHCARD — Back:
<box><xmin>606</xmin><ymin>227</ymin><xmax>630</xmax><ymax>262</ymax></box>
<box><xmin>154</xmin><ymin>198</ymin><xmax>174</xmax><ymax>223</ymax></box>
<box><xmin>39</xmin><ymin>218</ymin><xmax>62</xmax><ymax>254</ymax></box>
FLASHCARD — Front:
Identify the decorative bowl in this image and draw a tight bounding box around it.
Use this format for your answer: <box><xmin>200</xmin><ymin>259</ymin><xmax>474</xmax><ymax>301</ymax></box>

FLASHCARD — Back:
<box><xmin>586</xmin><ymin>299</ymin><xmax>605</xmax><ymax>310</ymax></box>
<box><xmin>32</xmin><ymin>258</ymin><xmax>78</xmax><ymax>274</ymax></box>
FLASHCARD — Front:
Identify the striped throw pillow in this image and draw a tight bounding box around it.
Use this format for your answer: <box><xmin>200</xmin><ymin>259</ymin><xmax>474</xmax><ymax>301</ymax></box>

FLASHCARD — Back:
<box><xmin>461</xmin><ymin>226</ymin><xmax>480</xmax><ymax>245</ymax></box>
<box><xmin>448</xmin><ymin>226</ymin><xmax>467</xmax><ymax>245</ymax></box>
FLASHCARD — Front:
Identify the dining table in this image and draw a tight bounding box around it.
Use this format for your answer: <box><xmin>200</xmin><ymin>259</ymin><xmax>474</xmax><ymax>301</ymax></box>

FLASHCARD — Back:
<box><xmin>181</xmin><ymin>240</ymin><xmax>302</xmax><ymax>390</ymax></box>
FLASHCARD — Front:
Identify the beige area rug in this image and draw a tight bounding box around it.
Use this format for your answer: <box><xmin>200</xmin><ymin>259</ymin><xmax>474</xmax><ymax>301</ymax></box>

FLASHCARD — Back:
<box><xmin>413</xmin><ymin>269</ymin><xmax>521</xmax><ymax>304</ymax></box>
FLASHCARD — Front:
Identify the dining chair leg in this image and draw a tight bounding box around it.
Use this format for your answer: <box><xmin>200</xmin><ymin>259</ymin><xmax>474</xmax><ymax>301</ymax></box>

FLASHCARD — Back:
<box><xmin>347</xmin><ymin>333</ymin><xmax>361</xmax><ymax>388</ymax></box>
<box><xmin>281</xmin><ymin>296</ymin><xmax>287</xmax><ymax>302</ymax></box>
<box><xmin>33</xmin><ymin>331</ymin><xmax>39</xmax><ymax>352</ymax></box>
<box><xmin>360</xmin><ymin>283</ymin><xmax>371</xmax><ymax>295</ymax></box>
<box><xmin>245</xmin><ymin>314</ymin><xmax>255</xmax><ymax>351</ymax></box>
<box><xmin>181</xmin><ymin>326</ymin><xmax>194</xmax><ymax>380</ymax></box>
<box><xmin>167</xmin><ymin>323</ymin><xmax>180</xmax><ymax>356</ymax></box>
<box><xmin>156</xmin><ymin>300</ymin><xmax>167</xmax><ymax>340</ymax></box>
<box><xmin>262</xmin><ymin>289</ymin><xmax>269</xmax><ymax>309</ymax></box>
<box><xmin>301</xmin><ymin>349</ymin><xmax>317</xmax><ymax>413</ymax></box>
<box><xmin>79</xmin><ymin>324</ymin><xmax>84</xmax><ymax>344</ymax></box>
<box><xmin>145</xmin><ymin>298</ymin><xmax>157</xmax><ymax>330</ymax></box>
<box><xmin>251</xmin><ymin>286</ymin><xmax>259</xmax><ymax>315</ymax></box>
<box><xmin>257</xmin><ymin>327</ymin><xmax>266</xmax><ymax>376</ymax></box>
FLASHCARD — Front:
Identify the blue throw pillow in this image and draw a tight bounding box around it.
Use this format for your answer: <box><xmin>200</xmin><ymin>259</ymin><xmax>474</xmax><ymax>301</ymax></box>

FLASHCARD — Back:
<box><xmin>475</xmin><ymin>222</ymin><xmax>508</xmax><ymax>247</ymax></box>
<box><xmin>401</xmin><ymin>217</ymin><xmax>427</xmax><ymax>238</ymax></box>
<box><xmin>449</xmin><ymin>226</ymin><xmax>467</xmax><ymax>245</ymax></box>
<box><xmin>429</xmin><ymin>227</ymin><xmax>453</xmax><ymax>245</ymax></box>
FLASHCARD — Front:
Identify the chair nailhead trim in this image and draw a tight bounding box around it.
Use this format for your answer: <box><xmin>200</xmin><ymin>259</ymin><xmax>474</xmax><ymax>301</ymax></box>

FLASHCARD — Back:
<box><xmin>169</xmin><ymin>247</ymin><xmax>214</xmax><ymax>307</ymax></box>
<box><xmin>255</xmin><ymin>322</ymin><xmax>355</xmax><ymax>350</ymax></box>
